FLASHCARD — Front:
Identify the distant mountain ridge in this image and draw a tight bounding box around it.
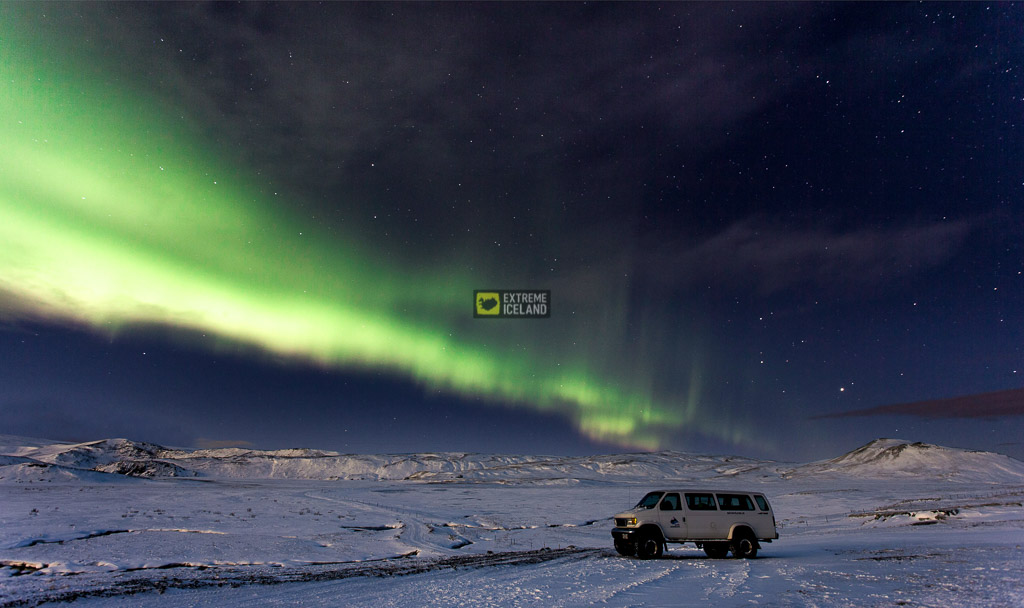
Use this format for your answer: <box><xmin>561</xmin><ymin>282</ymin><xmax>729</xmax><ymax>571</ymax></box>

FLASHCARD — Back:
<box><xmin>1</xmin><ymin>435</ymin><xmax>1022</xmax><ymax>484</ymax></box>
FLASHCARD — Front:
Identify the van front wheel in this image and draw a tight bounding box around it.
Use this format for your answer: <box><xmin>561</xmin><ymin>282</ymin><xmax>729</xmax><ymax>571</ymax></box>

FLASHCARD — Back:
<box><xmin>635</xmin><ymin>533</ymin><xmax>663</xmax><ymax>559</ymax></box>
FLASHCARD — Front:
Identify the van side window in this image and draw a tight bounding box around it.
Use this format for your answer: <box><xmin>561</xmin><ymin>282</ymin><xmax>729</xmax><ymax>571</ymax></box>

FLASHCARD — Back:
<box><xmin>754</xmin><ymin>495</ymin><xmax>769</xmax><ymax>511</ymax></box>
<box><xmin>716</xmin><ymin>494</ymin><xmax>754</xmax><ymax>510</ymax></box>
<box><xmin>685</xmin><ymin>493</ymin><xmax>717</xmax><ymax>511</ymax></box>
<box><xmin>660</xmin><ymin>493</ymin><xmax>681</xmax><ymax>511</ymax></box>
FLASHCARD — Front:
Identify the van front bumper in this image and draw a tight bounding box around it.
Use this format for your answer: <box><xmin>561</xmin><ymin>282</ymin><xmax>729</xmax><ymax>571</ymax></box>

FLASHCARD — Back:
<box><xmin>611</xmin><ymin>527</ymin><xmax>640</xmax><ymax>542</ymax></box>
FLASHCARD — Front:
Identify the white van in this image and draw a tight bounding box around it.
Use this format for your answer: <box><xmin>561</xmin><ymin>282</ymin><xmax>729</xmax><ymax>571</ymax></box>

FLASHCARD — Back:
<box><xmin>611</xmin><ymin>489</ymin><xmax>778</xmax><ymax>559</ymax></box>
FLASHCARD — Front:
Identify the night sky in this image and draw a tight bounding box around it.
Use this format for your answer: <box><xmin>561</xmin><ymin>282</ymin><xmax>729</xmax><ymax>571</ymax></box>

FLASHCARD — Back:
<box><xmin>1</xmin><ymin>2</ymin><xmax>1022</xmax><ymax>461</ymax></box>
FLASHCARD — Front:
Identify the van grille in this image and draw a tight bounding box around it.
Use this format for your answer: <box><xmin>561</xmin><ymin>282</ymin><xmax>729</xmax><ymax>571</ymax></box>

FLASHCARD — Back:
<box><xmin>615</xmin><ymin>518</ymin><xmax>629</xmax><ymax>527</ymax></box>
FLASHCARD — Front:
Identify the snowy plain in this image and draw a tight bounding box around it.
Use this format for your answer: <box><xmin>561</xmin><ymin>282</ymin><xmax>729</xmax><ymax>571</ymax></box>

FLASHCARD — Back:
<box><xmin>1</xmin><ymin>436</ymin><xmax>1022</xmax><ymax>607</ymax></box>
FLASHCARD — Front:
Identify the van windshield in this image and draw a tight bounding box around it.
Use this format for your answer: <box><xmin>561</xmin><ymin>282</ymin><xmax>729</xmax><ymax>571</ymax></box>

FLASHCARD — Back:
<box><xmin>635</xmin><ymin>492</ymin><xmax>664</xmax><ymax>509</ymax></box>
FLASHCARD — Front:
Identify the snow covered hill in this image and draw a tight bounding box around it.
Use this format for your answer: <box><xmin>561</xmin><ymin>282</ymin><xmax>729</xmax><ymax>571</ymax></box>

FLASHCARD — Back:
<box><xmin>783</xmin><ymin>438</ymin><xmax>1024</xmax><ymax>483</ymax></box>
<box><xmin>2</xmin><ymin>435</ymin><xmax>1022</xmax><ymax>484</ymax></box>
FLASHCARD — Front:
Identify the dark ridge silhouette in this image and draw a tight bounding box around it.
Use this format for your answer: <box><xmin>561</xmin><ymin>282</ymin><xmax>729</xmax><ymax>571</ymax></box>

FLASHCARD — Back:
<box><xmin>815</xmin><ymin>387</ymin><xmax>1024</xmax><ymax>420</ymax></box>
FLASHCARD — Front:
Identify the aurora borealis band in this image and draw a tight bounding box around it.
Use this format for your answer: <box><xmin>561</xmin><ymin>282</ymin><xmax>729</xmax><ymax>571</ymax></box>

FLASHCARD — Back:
<box><xmin>1</xmin><ymin>3</ymin><xmax>1022</xmax><ymax>459</ymax></box>
<box><xmin>0</xmin><ymin>7</ymin><xmax>719</xmax><ymax>451</ymax></box>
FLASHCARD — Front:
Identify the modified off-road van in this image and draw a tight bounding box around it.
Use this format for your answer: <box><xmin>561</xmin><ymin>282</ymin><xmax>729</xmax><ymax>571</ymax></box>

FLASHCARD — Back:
<box><xmin>611</xmin><ymin>489</ymin><xmax>778</xmax><ymax>559</ymax></box>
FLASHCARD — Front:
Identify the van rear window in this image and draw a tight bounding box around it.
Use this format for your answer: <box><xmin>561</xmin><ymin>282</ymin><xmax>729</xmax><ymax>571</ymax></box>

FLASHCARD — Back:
<box><xmin>716</xmin><ymin>494</ymin><xmax>754</xmax><ymax>510</ymax></box>
<box><xmin>754</xmin><ymin>495</ymin><xmax>769</xmax><ymax>511</ymax></box>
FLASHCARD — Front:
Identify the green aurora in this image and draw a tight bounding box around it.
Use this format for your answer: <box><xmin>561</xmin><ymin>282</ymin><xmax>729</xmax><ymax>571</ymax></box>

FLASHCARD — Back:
<box><xmin>0</xmin><ymin>14</ymin><xmax>748</xmax><ymax>450</ymax></box>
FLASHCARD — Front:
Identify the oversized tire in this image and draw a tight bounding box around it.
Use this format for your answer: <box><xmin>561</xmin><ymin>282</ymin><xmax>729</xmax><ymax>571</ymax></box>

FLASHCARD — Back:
<box><xmin>730</xmin><ymin>532</ymin><xmax>758</xmax><ymax>559</ymax></box>
<box><xmin>703</xmin><ymin>542</ymin><xmax>729</xmax><ymax>559</ymax></box>
<box><xmin>614</xmin><ymin>540</ymin><xmax>636</xmax><ymax>557</ymax></box>
<box><xmin>635</xmin><ymin>532</ymin><xmax>663</xmax><ymax>559</ymax></box>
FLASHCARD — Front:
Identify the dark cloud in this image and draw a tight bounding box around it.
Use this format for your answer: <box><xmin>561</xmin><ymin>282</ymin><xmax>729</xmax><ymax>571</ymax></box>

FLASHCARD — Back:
<box><xmin>50</xmin><ymin>6</ymin><xmax>831</xmax><ymax>188</ymax></box>
<box><xmin>644</xmin><ymin>217</ymin><xmax>973</xmax><ymax>295</ymax></box>
<box><xmin>45</xmin><ymin>4</ymin><xmax>993</xmax><ymax>267</ymax></box>
<box><xmin>817</xmin><ymin>388</ymin><xmax>1024</xmax><ymax>420</ymax></box>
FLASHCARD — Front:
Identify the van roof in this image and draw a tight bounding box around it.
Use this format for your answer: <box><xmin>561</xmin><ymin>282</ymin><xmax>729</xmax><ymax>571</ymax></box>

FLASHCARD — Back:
<box><xmin>648</xmin><ymin>489</ymin><xmax>766</xmax><ymax>495</ymax></box>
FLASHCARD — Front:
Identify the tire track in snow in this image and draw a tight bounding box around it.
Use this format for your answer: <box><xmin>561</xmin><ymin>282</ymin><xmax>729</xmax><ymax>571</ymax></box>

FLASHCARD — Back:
<box><xmin>301</xmin><ymin>490</ymin><xmax>468</xmax><ymax>555</ymax></box>
<box><xmin>0</xmin><ymin>547</ymin><xmax>606</xmax><ymax>608</ymax></box>
<box><xmin>591</xmin><ymin>560</ymin><xmax>684</xmax><ymax>606</ymax></box>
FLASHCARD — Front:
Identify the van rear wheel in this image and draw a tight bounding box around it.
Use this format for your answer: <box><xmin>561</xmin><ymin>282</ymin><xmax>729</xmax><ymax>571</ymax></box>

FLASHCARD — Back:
<box><xmin>731</xmin><ymin>533</ymin><xmax>758</xmax><ymax>559</ymax></box>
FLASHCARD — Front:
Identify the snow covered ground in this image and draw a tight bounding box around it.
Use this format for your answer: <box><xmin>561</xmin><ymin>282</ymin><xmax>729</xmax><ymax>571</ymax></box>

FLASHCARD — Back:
<box><xmin>1</xmin><ymin>436</ymin><xmax>1022</xmax><ymax>607</ymax></box>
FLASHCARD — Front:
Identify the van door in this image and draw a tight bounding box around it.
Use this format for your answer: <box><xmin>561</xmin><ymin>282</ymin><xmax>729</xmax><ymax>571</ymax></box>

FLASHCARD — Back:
<box><xmin>683</xmin><ymin>492</ymin><xmax>719</xmax><ymax>538</ymax></box>
<box><xmin>657</xmin><ymin>492</ymin><xmax>687</xmax><ymax>540</ymax></box>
